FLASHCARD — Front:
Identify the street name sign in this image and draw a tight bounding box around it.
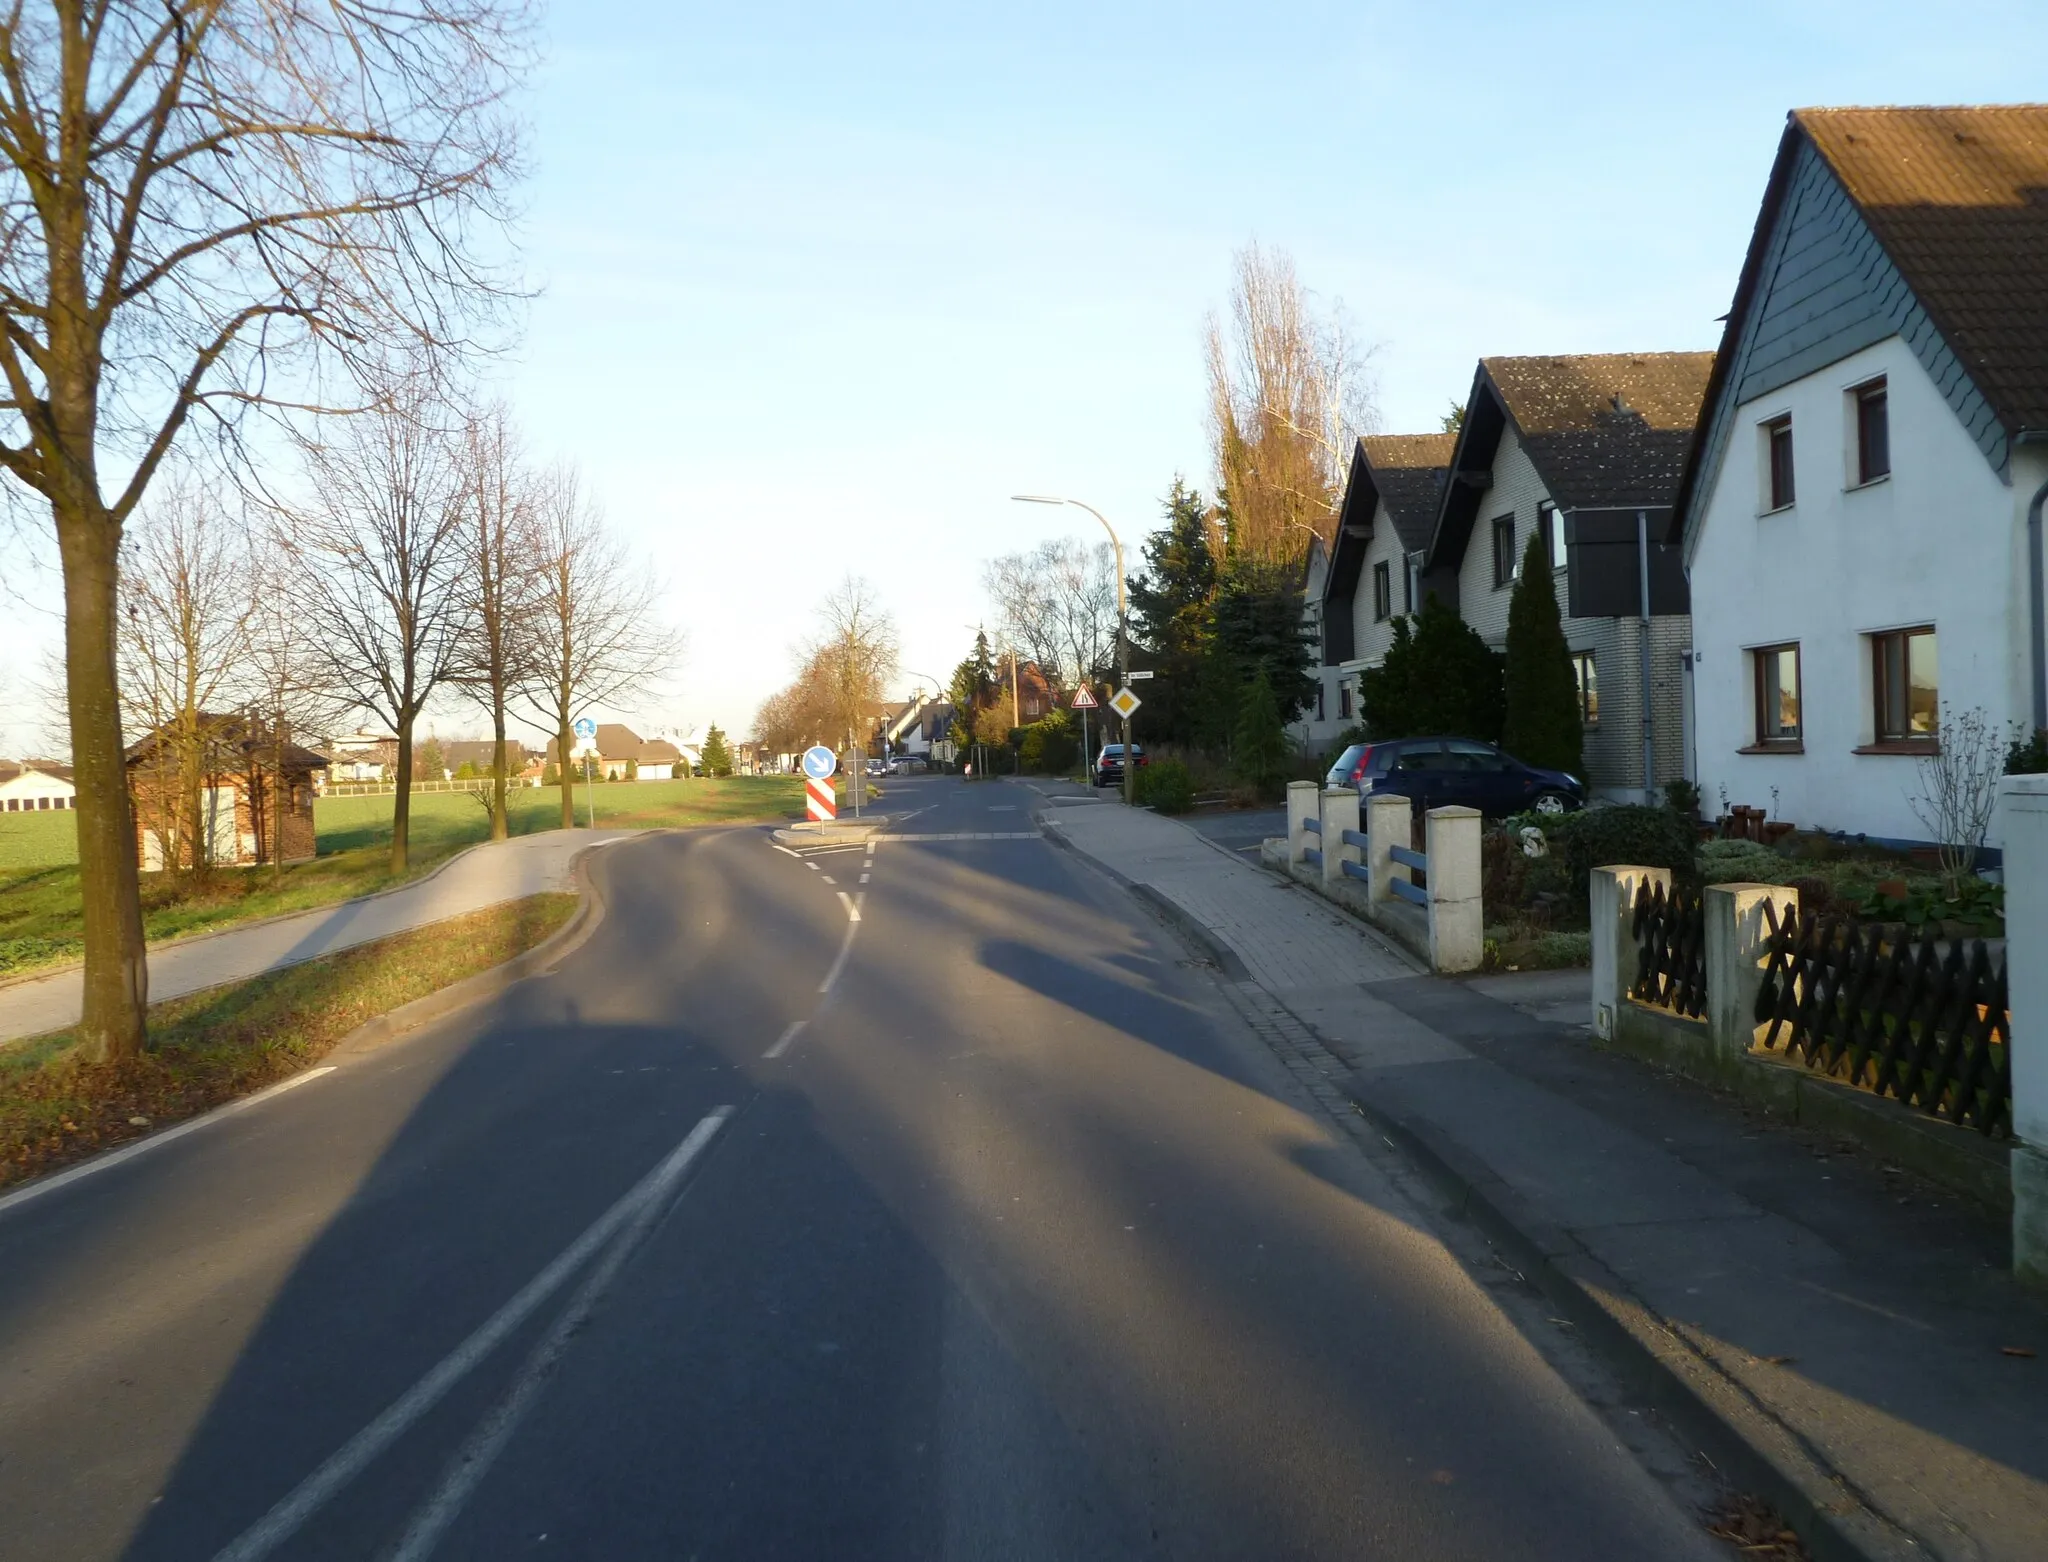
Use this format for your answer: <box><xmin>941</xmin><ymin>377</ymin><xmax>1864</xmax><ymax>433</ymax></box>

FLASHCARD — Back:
<box><xmin>1070</xmin><ymin>685</ymin><xmax>1099</xmax><ymax>709</ymax></box>
<box><xmin>1109</xmin><ymin>686</ymin><xmax>1142</xmax><ymax>719</ymax></box>
<box><xmin>1127</xmin><ymin>670</ymin><xmax>1154</xmax><ymax>681</ymax></box>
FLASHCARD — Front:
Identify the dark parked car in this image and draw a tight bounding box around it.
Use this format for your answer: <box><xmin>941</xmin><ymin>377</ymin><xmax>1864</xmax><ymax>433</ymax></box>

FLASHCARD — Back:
<box><xmin>1092</xmin><ymin>743</ymin><xmax>1147</xmax><ymax>787</ymax></box>
<box><xmin>1324</xmin><ymin>736</ymin><xmax>1584</xmax><ymax>817</ymax></box>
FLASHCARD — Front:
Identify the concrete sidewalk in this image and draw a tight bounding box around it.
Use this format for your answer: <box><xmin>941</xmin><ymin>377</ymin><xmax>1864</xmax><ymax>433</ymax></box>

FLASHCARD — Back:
<box><xmin>1043</xmin><ymin>788</ymin><xmax>2048</xmax><ymax>1562</ymax></box>
<box><xmin>0</xmin><ymin>830</ymin><xmax>636</xmax><ymax>1046</ymax></box>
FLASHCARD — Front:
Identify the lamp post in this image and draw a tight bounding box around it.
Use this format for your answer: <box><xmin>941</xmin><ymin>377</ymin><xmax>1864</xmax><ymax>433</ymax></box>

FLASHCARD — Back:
<box><xmin>1012</xmin><ymin>495</ymin><xmax>1131</xmax><ymax>805</ymax></box>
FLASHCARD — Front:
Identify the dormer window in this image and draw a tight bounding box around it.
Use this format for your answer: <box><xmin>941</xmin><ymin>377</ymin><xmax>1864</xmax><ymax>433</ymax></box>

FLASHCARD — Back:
<box><xmin>1762</xmin><ymin>415</ymin><xmax>1795</xmax><ymax>512</ymax></box>
<box><xmin>1491</xmin><ymin>514</ymin><xmax>1517</xmax><ymax>587</ymax></box>
<box><xmin>1852</xmin><ymin>378</ymin><xmax>1889</xmax><ymax>485</ymax></box>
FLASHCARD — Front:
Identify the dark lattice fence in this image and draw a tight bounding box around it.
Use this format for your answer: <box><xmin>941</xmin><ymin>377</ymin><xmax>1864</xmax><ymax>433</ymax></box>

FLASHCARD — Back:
<box><xmin>1754</xmin><ymin>901</ymin><xmax>2010</xmax><ymax>1137</ymax></box>
<box><xmin>1631</xmin><ymin>879</ymin><xmax>1707</xmax><ymax>1019</ymax></box>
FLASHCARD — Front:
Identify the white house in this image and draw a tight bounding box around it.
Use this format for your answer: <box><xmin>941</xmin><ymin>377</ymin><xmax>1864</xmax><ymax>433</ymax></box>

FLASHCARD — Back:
<box><xmin>1316</xmin><ymin>432</ymin><xmax>1455</xmax><ymax>711</ymax></box>
<box><xmin>1676</xmin><ymin>106</ymin><xmax>2048</xmax><ymax>849</ymax></box>
<box><xmin>0</xmin><ymin>759</ymin><xmax>75</xmax><ymax>811</ymax></box>
<box><xmin>1291</xmin><ymin>534</ymin><xmax>1352</xmax><ymax>754</ymax></box>
<box><xmin>1425</xmin><ymin>353</ymin><xmax>1712</xmax><ymax>802</ymax></box>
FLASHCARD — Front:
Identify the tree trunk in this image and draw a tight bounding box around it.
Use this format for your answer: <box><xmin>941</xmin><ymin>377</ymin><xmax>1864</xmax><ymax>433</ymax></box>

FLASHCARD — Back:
<box><xmin>392</xmin><ymin>715</ymin><xmax>414</xmax><ymax>874</ymax></box>
<box><xmin>490</xmin><ymin>702</ymin><xmax>509</xmax><ymax>842</ymax></box>
<box><xmin>558</xmin><ymin>717</ymin><xmax>576</xmax><ymax>829</ymax></box>
<box><xmin>56</xmin><ymin>500</ymin><xmax>149</xmax><ymax>1062</ymax></box>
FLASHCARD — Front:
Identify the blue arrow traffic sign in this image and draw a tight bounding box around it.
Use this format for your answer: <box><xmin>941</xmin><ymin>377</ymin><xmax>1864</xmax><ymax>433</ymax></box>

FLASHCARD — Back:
<box><xmin>801</xmin><ymin>744</ymin><xmax>838</xmax><ymax>781</ymax></box>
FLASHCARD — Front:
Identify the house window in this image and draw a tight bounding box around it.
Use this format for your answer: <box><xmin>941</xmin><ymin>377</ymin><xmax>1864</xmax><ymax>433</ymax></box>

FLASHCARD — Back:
<box><xmin>1572</xmin><ymin>650</ymin><xmax>1599</xmax><ymax>727</ymax></box>
<box><xmin>1853</xmin><ymin>379</ymin><xmax>1889</xmax><ymax>485</ymax></box>
<box><xmin>1763</xmin><ymin>415</ymin><xmax>1795</xmax><ymax>510</ymax></box>
<box><xmin>1751</xmin><ymin>644</ymin><xmax>1802</xmax><ymax>746</ymax></box>
<box><xmin>1540</xmin><ymin>502</ymin><xmax>1567</xmax><ymax>571</ymax></box>
<box><xmin>1339</xmin><ymin>683</ymin><xmax>1353</xmax><ymax>720</ymax></box>
<box><xmin>1404</xmin><ymin>557</ymin><xmax>1417</xmax><ymax>612</ymax></box>
<box><xmin>1317</xmin><ymin>682</ymin><xmax>1326</xmax><ymax>722</ymax></box>
<box><xmin>1372</xmin><ymin>560</ymin><xmax>1392</xmax><ymax>621</ymax></box>
<box><xmin>1871</xmin><ymin>626</ymin><xmax>1937</xmax><ymax>745</ymax></box>
<box><xmin>1491</xmin><ymin>514</ymin><xmax>1517</xmax><ymax>587</ymax></box>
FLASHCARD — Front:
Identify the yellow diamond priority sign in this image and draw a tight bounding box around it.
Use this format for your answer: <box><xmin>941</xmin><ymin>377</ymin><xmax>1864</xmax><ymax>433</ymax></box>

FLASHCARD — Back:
<box><xmin>1108</xmin><ymin>685</ymin><xmax>1142</xmax><ymax>720</ymax></box>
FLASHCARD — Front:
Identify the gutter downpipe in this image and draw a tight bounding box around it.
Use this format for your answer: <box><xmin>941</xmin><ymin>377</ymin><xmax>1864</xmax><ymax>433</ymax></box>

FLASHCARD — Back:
<box><xmin>1638</xmin><ymin>509</ymin><xmax>1656</xmax><ymax>803</ymax></box>
<box><xmin>2023</xmin><ymin>431</ymin><xmax>2048</xmax><ymax>733</ymax></box>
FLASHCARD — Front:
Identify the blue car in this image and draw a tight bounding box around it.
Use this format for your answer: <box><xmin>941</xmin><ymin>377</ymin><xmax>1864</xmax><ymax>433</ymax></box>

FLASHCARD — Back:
<box><xmin>1324</xmin><ymin>736</ymin><xmax>1584</xmax><ymax>817</ymax></box>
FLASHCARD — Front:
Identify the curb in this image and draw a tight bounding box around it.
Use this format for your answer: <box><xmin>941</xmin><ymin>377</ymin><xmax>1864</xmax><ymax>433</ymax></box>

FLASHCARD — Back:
<box><xmin>332</xmin><ymin>841</ymin><xmax>614</xmax><ymax>1056</ymax></box>
<box><xmin>1044</xmin><ymin>805</ymin><xmax>1908</xmax><ymax>1562</ymax></box>
<box><xmin>0</xmin><ymin>832</ymin><xmax>548</xmax><ymax>994</ymax></box>
<box><xmin>1335</xmin><ymin>1071</ymin><xmax>1912</xmax><ymax>1562</ymax></box>
<box><xmin>0</xmin><ymin>839</ymin><xmax>622</xmax><ymax>1212</ymax></box>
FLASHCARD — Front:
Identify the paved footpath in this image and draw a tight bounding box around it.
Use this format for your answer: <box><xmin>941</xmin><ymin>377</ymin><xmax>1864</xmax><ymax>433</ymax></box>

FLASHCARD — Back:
<box><xmin>1037</xmin><ymin>782</ymin><xmax>2048</xmax><ymax>1562</ymax></box>
<box><xmin>0</xmin><ymin>830</ymin><xmax>637</xmax><ymax>1046</ymax></box>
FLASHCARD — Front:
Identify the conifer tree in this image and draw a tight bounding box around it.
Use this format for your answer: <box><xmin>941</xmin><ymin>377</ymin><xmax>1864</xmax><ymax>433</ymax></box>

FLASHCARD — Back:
<box><xmin>1501</xmin><ymin>529</ymin><xmax>1583</xmax><ymax>772</ymax></box>
<box><xmin>1234</xmin><ymin>669</ymin><xmax>1290</xmax><ymax>795</ymax></box>
<box><xmin>702</xmin><ymin>725</ymin><xmax>732</xmax><ymax>778</ymax></box>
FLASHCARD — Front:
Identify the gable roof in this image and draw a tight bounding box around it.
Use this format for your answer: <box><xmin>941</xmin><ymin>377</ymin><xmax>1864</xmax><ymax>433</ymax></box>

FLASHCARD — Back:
<box><xmin>1319</xmin><ymin>434</ymin><xmax>1454</xmax><ymax>661</ymax></box>
<box><xmin>1673</xmin><ymin>105</ymin><xmax>2048</xmax><ymax>544</ymax></box>
<box><xmin>1430</xmin><ymin>353</ymin><xmax>1714</xmax><ymax>568</ymax></box>
<box><xmin>1802</xmin><ymin>105</ymin><xmax>2048</xmax><ymax>437</ymax></box>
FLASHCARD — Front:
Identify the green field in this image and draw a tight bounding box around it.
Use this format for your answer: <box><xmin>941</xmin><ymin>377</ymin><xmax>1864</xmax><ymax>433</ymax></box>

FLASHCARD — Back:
<box><xmin>0</xmin><ymin>777</ymin><xmax>804</xmax><ymax>976</ymax></box>
<box><xmin>0</xmin><ymin>810</ymin><xmax>78</xmax><ymax>872</ymax></box>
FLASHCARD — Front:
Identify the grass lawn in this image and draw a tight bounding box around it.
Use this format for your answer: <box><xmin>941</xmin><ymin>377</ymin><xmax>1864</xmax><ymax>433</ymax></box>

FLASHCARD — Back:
<box><xmin>0</xmin><ymin>777</ymin><xmax>801</xmax><ymax>979</ymax></box>
<box><xmin>0</xmin><ymin>894</ymin><xmax>577</xmax><ymax>1191</ymax></box>
<box><xmin>0</xmin><ymin>809</ymin><xmax>78</xmax><ymax>871</ymax></box>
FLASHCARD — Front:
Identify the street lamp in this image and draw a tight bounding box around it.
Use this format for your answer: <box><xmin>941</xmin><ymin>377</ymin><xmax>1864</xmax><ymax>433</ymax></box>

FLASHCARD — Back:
<box><xmin>1012</xmin><ymin>495</ymin><xmax>1132</xmax><ymax>805</ymax></box>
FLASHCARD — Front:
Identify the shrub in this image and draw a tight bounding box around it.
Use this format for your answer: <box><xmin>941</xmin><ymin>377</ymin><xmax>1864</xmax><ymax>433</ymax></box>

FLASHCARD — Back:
<box><xmin>1553</xmin><ymin>804</ymin><xmax>1698</xmax><ymax>897</ymax></box>
<box><xmin>1359</xmin><ymin>594</ymin><xmax>1504</xmax><ymax>743</ymax></box>
<box><xmin>1697</xmin><ymin>838</ymin><xmax>1796</xmax><ymax>886</ymax></box>
<box><xmin>1134</xmin><ymin>758</ymin><xmax>1196</xmax><ymax>814</ymax></box>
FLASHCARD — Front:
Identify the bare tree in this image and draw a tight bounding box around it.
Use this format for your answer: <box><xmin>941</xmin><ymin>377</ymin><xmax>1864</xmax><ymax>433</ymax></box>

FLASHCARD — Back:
<box><xmin>117</xmin><ymin>479</ymin><xmax>253</xmax><ymax>874</ymax></box>
<box><xmin>244</xmin><ymin>551</ymin><xmax>343</xmax><ymax>877</ymax></box>
<box><xmin>449</xmin><ymin>403</ymin><xmax>538</xmax><ymax>841</ymax></box>
<box><xmin>0</xmin><ymin>1</ymin><xmax>531</xmax><ymax>1059</ymax></box>
<box><xmin>518</xmin><ymin>467</ymin><xmax>669</xmax><ymax>830</ymax></box>
<box><xmin>1910</xmin><ymin>705</ymin><xmax>2006</xmax><ymax>899</ymax></box>
<box><xmin>285</xmin><ymin>384</ymin><xmax>468</xmax><ymax>874</ymax></box>
<box><xmin>983</xmin><ymin>538</ymin><xmax>1116</xmax><ymax>690</ymax></box>
<box><xmin>1206</xmin><ymin>242</ymin><xmax>1377</xmax><ymax>584</ymax></box>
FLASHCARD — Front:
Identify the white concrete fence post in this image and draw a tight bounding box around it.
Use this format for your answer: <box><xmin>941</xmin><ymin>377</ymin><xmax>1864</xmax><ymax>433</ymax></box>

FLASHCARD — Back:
<box><xmin>1365</xmin><ymin>793</ymin><xmax>1411</xmax><ymax>905</ymax></box>
<box><xmin>1286</xmin><ymin>780</ymin><xmax>1319</xmax><ymax>866</ymax></box>
<box><xmin>1704</xmin><ymin>882</ymin><xmax>1799</xmax><ymax>1059</ymax></box>
<box><xmin>1998</xmin><ymin>775</ymin><xmax>2048</xmax><ymax>1289</ymax></box>
<box><xmin>1320</xmin><ymin>787</ymin><xmax>1359</xmax><ymax>888</ymax></box>
<box><xmin>1590</xmin><ymin>864</ymin><xmax>1671</xmax><ymax>1041</ymax></box>
<box><xmin>1424</xmin><ymin>805</ymin><xmax>1483</xmax><ymax>974</ymax></box>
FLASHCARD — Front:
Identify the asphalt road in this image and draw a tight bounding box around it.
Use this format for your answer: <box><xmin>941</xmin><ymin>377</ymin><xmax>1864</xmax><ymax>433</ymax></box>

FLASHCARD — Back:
<box><xmin>0</xmin><ymin>778</ymin><xmax>1722</xmax><ymax>1561</ymax></box>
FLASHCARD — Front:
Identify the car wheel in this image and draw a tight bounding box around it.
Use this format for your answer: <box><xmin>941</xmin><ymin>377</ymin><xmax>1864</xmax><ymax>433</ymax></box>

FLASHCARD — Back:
<box><xmin>1532</xmin><ymin>790</ymin><xmax>1570</xmax><ymax>816</ymax></box>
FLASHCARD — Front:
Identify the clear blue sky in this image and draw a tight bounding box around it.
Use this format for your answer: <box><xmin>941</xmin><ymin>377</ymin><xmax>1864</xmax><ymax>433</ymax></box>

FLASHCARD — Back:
<box><xmin>8</xmin><ymin>0</ymin><xmax>2047</xmax><ymax>753</ymax></box>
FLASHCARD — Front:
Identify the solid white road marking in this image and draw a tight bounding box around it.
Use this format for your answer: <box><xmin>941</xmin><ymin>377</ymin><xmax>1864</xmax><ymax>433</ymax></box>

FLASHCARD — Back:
<box><xmin>210</xmin><ymin>1110</ymin><xmax>734</xmax><ymax>1562</ymax></box>
<box><xmin>0</xmin><ymin>1067</ymin><xmax>338</xmax><ymax>1221</ymax></box>
<box><xmin>764</xmin><ymin>1021</ymin><xmax>805</xmax><ymax>1060</ymax></box>
<box><xmin>385</xmin><ymin>1109</ymin><xmax>734</xmax><ymax>1561</ymax></box>
<box><xmin>836</xmin><ymin>891</ymin><xmax>860</xmax><ymax>922</ymax></box>
<box><xmin>766</xmin><ymin>841</ymin><xmax>801</xmax><ymax>859</ymax></box>
<box><xmin>818</xmin><ymin>920</ymin><xmax>858</xmax><ymax>995</ymax></box>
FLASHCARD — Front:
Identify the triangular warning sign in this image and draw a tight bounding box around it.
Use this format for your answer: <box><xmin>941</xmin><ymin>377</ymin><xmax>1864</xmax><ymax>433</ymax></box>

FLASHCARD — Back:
<box><xmin>1070</xmin><ymin>685</ymin><xmax>1099</xmax><ymax>709</ymax></box>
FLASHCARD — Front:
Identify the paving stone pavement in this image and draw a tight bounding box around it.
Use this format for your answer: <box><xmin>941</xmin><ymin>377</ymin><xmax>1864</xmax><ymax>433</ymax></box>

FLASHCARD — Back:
<box><xmin>0</xmin><ymin>829</ymin><xmax>636</xmax><ymax>1046</ymax></box>
<box><xmin>1038</xmin><ymin>783</ymin><xmax>2048</xmax><ymax>1562</ymax></box>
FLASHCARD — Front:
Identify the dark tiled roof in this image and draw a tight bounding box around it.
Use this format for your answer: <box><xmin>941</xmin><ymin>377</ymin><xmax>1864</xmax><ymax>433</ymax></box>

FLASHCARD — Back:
<box><xmin>638</xmin><ymin>740</ymin><xmax>683</xmax><ymax>764</ymax></box>
<box><xmin>1357</xmin><ymin>433</ymin><xmax>1454</xmax><ymax>550</ymax></box>
<box><xmin>1484</xmin><ymin>353</ymin><xmax>1714</xmax><ymax>511</ymax></box>
<box><xmin>1798</xmin><ymin>104</ymin><xmax>2048</xmax><ymax>434</ymax></box>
